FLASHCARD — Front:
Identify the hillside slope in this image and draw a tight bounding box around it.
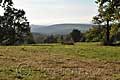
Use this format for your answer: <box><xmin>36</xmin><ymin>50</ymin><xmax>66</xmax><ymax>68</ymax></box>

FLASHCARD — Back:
<box><xmin>31</xmin><ymin>24</ymin><xmax>92</xmax><ymax>35</ymax></box>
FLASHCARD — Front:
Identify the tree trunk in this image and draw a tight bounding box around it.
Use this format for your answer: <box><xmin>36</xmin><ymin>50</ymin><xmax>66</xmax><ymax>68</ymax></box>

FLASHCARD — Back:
<box><xmin>105</xmin><ymin>19</ymin><xmax>111</xmax><ymax>45</ymax></box>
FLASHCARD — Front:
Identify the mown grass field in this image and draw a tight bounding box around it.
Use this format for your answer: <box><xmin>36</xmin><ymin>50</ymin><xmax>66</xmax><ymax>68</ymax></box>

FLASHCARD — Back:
<box><xmin>0</xmin><ymin>42</ymin><xmax>120</xmax><ymax>80</ymax></box>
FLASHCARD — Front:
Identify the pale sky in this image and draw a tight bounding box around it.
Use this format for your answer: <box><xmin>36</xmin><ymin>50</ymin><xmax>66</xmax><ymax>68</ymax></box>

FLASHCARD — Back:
<box><xmin>13</xmin><ymin>0</ymin><xmax>97</xmax><ymax>25</ymax></box>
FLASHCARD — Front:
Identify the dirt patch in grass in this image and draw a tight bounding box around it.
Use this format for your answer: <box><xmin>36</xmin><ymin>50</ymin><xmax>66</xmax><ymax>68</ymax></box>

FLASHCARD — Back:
<box><xmin>0</xmin><ymin>43</ymin><xmax>120</xmax><ymax>80</ymax></box>
<box><xmin>0</xmin><ymin>52</ymin><xmax>120</xmax><ymax>80</ymax></box>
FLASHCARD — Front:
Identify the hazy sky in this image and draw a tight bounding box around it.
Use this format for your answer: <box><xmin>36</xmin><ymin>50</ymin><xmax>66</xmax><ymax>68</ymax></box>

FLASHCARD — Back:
<box><xmin>13</xmin><ymin>0</ymin><xmax>97</xmax><ymax>25</ymax></box>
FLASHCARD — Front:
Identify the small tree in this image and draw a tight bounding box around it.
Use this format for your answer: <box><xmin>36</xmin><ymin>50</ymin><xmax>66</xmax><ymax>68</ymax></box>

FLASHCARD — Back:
<box><xmin>70</xmin><ymin>29</ymin><xmax>82</xmax><ymax>42</ymax></box>
<box><xmin>85</xmin><ymin>26</ymin><xmax>105</xmax><ymax>42</ymax></box>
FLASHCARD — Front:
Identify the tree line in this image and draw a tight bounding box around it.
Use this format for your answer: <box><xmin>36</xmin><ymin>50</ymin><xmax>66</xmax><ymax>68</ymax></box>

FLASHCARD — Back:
<box><xmin>32</xmin><ymin>26</ymin><xmax>120</xmax><ymax>44</ymax></box>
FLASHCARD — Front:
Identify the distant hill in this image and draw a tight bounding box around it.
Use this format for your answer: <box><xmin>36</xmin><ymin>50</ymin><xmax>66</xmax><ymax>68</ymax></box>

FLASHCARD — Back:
<box><xmin>31</xmin><ymin>24</ymin><xmax>93</xmax><ymax>35</ymax></box>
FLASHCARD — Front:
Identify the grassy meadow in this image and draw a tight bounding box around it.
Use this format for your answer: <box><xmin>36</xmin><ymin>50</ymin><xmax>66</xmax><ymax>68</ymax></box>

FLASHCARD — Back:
<box><xmin>0</xmin><ymin>42</ymin><xmax>120</xmax><ymax>80</ymax></box>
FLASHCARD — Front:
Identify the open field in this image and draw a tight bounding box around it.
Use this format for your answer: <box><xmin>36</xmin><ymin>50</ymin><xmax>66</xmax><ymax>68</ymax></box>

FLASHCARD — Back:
<box><xmin>0</xmin><ymin>43</ymin><xmax>120</xmax><ymax>80</ymax></box>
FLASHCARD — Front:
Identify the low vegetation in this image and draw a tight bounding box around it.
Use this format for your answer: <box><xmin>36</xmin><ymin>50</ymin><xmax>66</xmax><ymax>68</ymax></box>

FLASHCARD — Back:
<box><xmin>0</xmin><ymin>43</ymin><xmax>120</xmax><ymax>80</ymax></box>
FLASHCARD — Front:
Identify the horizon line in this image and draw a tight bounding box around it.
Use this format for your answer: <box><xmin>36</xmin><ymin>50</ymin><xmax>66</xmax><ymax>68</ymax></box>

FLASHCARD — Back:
<box><xmin>30</xmin><ymin>22</ymin><xmax>93</xmax><ymax>26</ymax></box>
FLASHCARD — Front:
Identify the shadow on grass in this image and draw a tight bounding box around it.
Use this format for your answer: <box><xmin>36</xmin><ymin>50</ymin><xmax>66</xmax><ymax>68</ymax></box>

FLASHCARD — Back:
<box><xmin>27</xmin><ymin>44</ymin><xmax>58</xmax><ymax>46</ymax></box>
<box><xmin>102</xmin><ymin>43</ymin><xmax>120</xmax><ymax>46</ymax></box>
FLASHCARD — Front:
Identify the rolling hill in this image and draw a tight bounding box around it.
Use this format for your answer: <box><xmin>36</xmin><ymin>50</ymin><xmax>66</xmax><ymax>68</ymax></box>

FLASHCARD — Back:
<box><xmin>31</xmin><ymin>24</ymin><xmax>93</xmax><ymax>35</ymax></box>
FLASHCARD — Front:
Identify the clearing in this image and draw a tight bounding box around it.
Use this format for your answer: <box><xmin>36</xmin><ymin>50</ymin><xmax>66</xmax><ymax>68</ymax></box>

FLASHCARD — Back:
<box><xmin>0</xmin><ymin>43</ymin><xmax>120</xmax><ymax>80</ymax></box>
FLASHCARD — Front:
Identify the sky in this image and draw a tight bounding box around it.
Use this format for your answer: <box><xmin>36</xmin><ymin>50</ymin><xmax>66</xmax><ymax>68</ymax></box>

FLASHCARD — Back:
<box><xmin>13</xmin><ymin>0</ymin><xmax>97</xmax><ymax>25</ymax></box>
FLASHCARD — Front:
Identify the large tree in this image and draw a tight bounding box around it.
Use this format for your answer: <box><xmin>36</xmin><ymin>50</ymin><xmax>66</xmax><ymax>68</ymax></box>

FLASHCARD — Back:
<box><xmin>93</xmin><ymin>0</ymin><xmax>120</xmax><ymax>45</ymax></box>
<box><xmin>0</xmin><ymin>0</ymin><xmax>13</xmax><ymax>6</ymax></box>
<box><xmin>0</xmin><ymin>0</ymin><xmax>32</xmax><ymax>45</ymax></box>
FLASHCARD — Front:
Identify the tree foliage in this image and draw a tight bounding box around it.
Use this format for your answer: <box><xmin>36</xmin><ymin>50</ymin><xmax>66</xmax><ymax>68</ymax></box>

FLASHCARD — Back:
<box><xmin>85</xmin><ymin>26</ymin><xmax>105</xmax><ymax>42</ymax></box>
<box><xmin>93</xmin><ymin>0</ymin><xmax>120</xmax><ymax>45</ymax></box>
<box><xmin>0</xmin><ymin>0</ymin><xmax>33</xmax><ymax>45</ymax></box>
<box><xmin>70</xmin><ymin>29</ymin><xmax>84</xmax><ymax>42</ymax></box>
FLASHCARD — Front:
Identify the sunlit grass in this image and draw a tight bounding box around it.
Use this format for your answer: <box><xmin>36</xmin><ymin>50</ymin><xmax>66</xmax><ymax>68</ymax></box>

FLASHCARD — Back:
<box><xmin>0</xmin><ymin>42</ymin><xmax>120</xmax><ymax>80</ymax></box>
